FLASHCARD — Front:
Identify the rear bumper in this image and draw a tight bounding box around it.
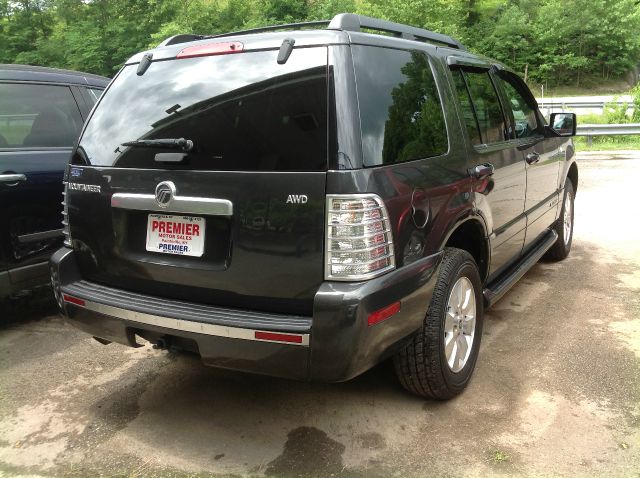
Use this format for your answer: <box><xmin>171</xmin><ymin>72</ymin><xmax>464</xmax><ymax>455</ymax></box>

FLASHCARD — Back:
<box><xmin>50</xmin><ymin>247</ymin><xmax>441</xmax><ymax>382</ymax></box>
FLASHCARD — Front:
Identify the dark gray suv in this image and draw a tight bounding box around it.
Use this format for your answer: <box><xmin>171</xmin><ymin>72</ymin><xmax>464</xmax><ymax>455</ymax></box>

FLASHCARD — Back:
<box><xmin>50</xmin><ymin>14</ymin><xmax>577</xmax><ymax>399</ymax></box>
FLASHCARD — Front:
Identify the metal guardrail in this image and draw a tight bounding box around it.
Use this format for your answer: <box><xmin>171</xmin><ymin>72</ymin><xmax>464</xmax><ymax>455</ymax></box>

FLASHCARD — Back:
<box><xmin>540</xmin><ymin>100</ymin><xmax>631</xmax><ymax>109</ymax></box>
<box><xmin>576</xmin><ymin>123</ymin><xmax>640</xmax><ymax>145</ymax></box>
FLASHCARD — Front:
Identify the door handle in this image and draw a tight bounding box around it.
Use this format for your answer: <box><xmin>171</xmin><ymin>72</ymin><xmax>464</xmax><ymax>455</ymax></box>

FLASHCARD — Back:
<box><xmin>526</xmin><ymin>152</ymin><xmax>540</xmax><ymax>165</ymax></box>
<box><xmin>0</xmin><ymin>173</ymin><xmax>27</xmax><ymax>184</ymax></box>
<box><xmin>471</xmin><ymin>163</ymin><xmax>494</xmax><ymax>180</ymax></box>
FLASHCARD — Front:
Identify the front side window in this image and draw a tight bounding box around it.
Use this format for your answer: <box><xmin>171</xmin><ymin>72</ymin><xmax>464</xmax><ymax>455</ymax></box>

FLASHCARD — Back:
<box><xmin>352</xmin><ymin>46</ymin><xmax>448</xmax><ymax>166</ymax></box>
<box><xmin>456</xmin><ymin>70</ymin><xmax>506</xmax><ymax>145</ymax></box>
<box><xmin>496</xmin><ymin>72</ymin><xmax>541</xmax><ymax>139</ymax></box>
<box><xmin>0</xmin><ymin>83</ymin><xmax>83</xmax><ymax>148</ymax></box>
<box><xmin>75</xmin><ymin>47</ymin><xmax>330</xmax><ymax>172</ymax></box>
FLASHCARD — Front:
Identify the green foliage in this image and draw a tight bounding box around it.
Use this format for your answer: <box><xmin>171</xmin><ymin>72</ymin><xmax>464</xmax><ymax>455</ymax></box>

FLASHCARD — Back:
<box><xmin>576</xmin><ymin>93</ymin><xmax>640</xmax><ymax>149</ymax></box>
<box><xmin>582</xmin><ymin>89</ymin><xmax>640</xmax><ymax>125</ymax></box>
<box><xmin>469</xmin><ymin>0</ymin><xmax>640</xmax><ymax>86</ymax></box>
<box><xmin>632</xmin><ymin>83</ymin><xmax>640</xmax><ymax>122</ymax></box>
<box><xmin>574</xmin><ymin>135</ymin><xmax>640</xmax><ymax>150</ymax></box>
<box><xmin>602</xmin><ymin>100</ymin><xmax>631</xmax><ymax>124</ymax></box>
<box><xmin>0</xmin><ymin>0</ymin><xmax>639</xmax><ymax>85</ymax></box>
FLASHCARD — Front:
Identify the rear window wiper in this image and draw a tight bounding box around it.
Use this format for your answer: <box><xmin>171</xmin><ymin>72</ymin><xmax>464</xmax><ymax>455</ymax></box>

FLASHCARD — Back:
<box><xmin>121</xmin><ymin>137</ymin><xmax>194</xmax><ymax>152</ymax></box>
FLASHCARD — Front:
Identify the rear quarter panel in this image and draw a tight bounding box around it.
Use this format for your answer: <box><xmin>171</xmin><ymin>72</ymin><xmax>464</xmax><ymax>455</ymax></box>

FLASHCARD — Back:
<box><xmin>327</xmin><ymin>48</ymin><xmax>477</xmax><ymax>269</ymax></box>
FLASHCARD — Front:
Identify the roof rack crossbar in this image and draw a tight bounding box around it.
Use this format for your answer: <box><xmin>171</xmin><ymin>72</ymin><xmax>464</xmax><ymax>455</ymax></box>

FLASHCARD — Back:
<box><xmin>328</xmin><ymin>14</ymin><xmax>464</xmax><ymax>50</ymax></box>
<box><xmin>157</xmin><ymin>13</ymin><xmax>465</xmax><ymax>50</ymax></box>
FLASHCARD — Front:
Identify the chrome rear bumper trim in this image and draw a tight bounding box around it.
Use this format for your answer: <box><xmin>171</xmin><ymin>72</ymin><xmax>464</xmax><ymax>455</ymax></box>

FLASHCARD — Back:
<box><xmin>64</xmin><ymin>296</ymin><xmax>310</xmax><ymax>346</ymax></box>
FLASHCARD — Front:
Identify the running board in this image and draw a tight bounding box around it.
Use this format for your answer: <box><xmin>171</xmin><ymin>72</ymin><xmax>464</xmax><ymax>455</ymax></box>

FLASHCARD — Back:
<box><xmin>483</xmin><ymin>229</ymin><xmax>558</xmax><ymax>307</ymax></box>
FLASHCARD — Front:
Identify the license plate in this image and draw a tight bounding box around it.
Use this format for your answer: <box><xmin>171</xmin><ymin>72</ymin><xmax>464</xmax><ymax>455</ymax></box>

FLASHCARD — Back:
<box><xmin>146</xmin><ymin>214</ymin><xmax>205</xmax><ymax>257</ymax></box>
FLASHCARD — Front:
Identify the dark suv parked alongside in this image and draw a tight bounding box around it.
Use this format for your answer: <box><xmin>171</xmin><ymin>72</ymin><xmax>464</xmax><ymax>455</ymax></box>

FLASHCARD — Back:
<box><xmin>0</xmin><ymin>65</ymin><xmax>108</xmax><ymax>299</ymax></box>
<box><xmin>50</xmin><ymin>14</ymin><xmax>577</xmax><ymax>399</ymax></box>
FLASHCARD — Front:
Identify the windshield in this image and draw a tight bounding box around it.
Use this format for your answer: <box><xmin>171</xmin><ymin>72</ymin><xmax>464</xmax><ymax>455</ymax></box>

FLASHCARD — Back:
<box><xmin>74</xmin><ymin>47</ymin><xmax>330</xmax><ymax>171</ymax></box>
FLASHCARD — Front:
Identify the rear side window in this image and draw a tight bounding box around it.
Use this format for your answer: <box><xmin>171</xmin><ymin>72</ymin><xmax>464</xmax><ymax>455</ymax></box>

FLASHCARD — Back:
<box><xmin>454</xmin><ymin>70</ymin><xmax>506</xmax><ymax>145</ymax></box>
<box><xmin>86</xmin><ymin>88</ymin><xmax>103</xmax><ymax>105</ymax></box>
<box><xmin>76</xmin><ymin>47</ymin><xmax>330</xmax><ymax>171</ymax></box>
<box><xmin>352</xmin><ymin>46</ymin><xmax>448</xmax><ymax>166</ymax></box>
<box><xmin>0</xmin><ymin>83</ymin><xmax>83</xmax><ymax>149</ymax></box>
<box><xmin>452</xmin><ymin>70</ymin><xmax>482</xmax><ymax>145</ymax></box>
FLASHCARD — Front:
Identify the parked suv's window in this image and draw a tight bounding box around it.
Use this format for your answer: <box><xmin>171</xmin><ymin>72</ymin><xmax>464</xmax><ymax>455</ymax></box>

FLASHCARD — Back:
<box><xmin>0</xmin><ymin>83</ymin><xmax>82</xmax><ymax>148</ymax></box>
<box><xmin>86</xmin><ymin>88</ymin><xmax>103</xmax><ymax>104</ymax></box>
<box><xmin>455</xmin><ymin>70</ymin><xmax>506</xmax><ymax>144</ymax></box>
<box><xmin>451</xmin><ymin>70</ymin><xmax>482</xmax><ymax>145</ymax></box>
<box><xmin>496</xmin><ymin>72</ymin><xmax>541</xmax><ymax>139</ymax></box>
<box><xmin>75</xmin><ymin>47</ymin><xmax>330</xmax><ymax>171</ymax></box>
<box><xmin>352</xmin><ymin>46</ymin><xmax>448</xmax><ymax>166</ymax></box>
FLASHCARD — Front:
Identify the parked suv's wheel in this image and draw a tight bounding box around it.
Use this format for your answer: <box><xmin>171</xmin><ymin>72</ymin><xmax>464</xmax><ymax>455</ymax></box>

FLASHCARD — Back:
<box><xmin>545</xmin><ymin>179</ymin><xmax>575</xmax><ymax>261</ymax></box>
<box><xmin>394</xmin><ymin>248</ymin><xmax>483</xmax><ymax>399</ymax></box>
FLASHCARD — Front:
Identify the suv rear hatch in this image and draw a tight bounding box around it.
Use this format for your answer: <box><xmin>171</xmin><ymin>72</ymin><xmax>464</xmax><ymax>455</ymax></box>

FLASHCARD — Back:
<box><xmin>67</xmin><ymin>43</ymin><xmax>332</xmax><ymax>315</ymax></box>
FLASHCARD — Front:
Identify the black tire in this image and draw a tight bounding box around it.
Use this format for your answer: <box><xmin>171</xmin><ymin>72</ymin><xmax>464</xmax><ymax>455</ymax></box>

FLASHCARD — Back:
<box><xmin>545</xmin><ymin>179</ymin><xmax>575</xmax><ymax>261</ymax></box>
<box><xmin>393</xmin><ymin>248</ymin><xmax>484</xmax><ymax>400</ymax></box>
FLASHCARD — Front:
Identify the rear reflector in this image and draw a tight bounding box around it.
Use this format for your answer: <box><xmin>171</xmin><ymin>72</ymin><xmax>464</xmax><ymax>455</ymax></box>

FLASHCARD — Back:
<box><xmin>177</xmin><ymin>41</ymin><xmax>244</xmax><ymax>59</ymax></box>
<box><xmin>367</xmin><ymin>301</ymin><xmax>401</xmax><ymax>326</ymax></box>
<box><xmin>254</xmin><ymin>331</ymin><xmax>303</xmax><ymax>344</ymax></box>
<box><xmin>63</xmin><ymin>294</ymin><xmax>86</xmax><ymax>307</ymax></box>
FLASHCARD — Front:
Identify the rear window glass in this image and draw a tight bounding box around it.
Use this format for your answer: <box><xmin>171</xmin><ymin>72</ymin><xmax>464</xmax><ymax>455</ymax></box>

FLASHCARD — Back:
<box><xmin>75</xmin><ymin>47</ymin><xmax>330</xmax><ymax>171</ymax></box>
<box><xmin>0</xmin><ymin>83</ymin><xmax>83</xmax><ymax>149</ymax></box>
<box><xmin>352</xmin><ymin>46</ymin><xmax>448</xmax><ymax>166</ymax></box>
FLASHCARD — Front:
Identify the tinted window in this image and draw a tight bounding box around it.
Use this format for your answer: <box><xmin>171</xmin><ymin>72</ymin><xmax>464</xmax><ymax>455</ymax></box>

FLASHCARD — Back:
<box><xmin>452</xmin><ymin>70</ymin><xmax>481</xmax><ymax>145</ymax></box>
<box><xmin>76</xmin><ymin>48</ymin><xmax>330</xmax><ymax>171</ymax></box>
<box><xmin>460</xmin><ymin>70</ymin><xmax>506</xmax><ymax>144</ymax></box>
<box><xmin>352</xmin><ymin>46</ymin><xmax>448</xmax><ymax>166</ymax></box>
<box><xmin>497</xmin><ymin>72</ymin><xmax>540</xmax><ymax>139</ymax></box>
<box><xmin>86</xmin><ymin>88</ymin><xmax>103</xmax><ymax>105</ymax></box>
<box><xmin>0</xmin><ymin>83</ymin><xmax>82</xmax><ymax>148</ymax></box>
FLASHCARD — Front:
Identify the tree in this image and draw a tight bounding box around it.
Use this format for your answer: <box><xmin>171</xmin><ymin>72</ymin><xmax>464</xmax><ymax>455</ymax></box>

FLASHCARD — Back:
<box><xmin>0</xmin><ymin>0</ymin><xmax>638</xmax><ymax>86</ymax></box>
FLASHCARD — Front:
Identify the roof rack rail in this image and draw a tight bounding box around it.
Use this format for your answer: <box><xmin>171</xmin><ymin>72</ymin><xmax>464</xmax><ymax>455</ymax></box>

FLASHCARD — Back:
<box><xmin>158</xmin><ymin>13</ymin><xmax>465</xmax><ymax>50</ymax></box>
<box><xmin>210</xmin><ymin>20</ymin><xmax>330</xmax><ymax>39</ymax></box>
<box><xmin>328</xmin><ymin>13</ymin><xmax>465</xmax><ymax>50</ymax></box>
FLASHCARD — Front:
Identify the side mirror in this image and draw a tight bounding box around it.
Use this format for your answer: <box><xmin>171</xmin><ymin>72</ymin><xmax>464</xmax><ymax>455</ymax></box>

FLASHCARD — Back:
<box><xmin>549</xmin><ymin>112</ymin><xmax>577</xmax><ymax>137</ymax></box>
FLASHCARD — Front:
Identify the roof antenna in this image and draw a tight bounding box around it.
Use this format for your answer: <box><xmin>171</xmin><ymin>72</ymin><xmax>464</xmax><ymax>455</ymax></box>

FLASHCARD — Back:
<box><xmin>277</xmin><ymin>38</ymin><xmax>295</xmax><ymax>64</ymax></box>
<box><xmin>137</xmin><ymin>53</ymin><xmax>153</xmax><ymax>76</ymax></box>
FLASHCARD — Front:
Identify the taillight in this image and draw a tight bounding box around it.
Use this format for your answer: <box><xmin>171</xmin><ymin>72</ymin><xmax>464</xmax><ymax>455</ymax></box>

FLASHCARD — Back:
<box><xmin>176</xmin><ymin>41</ymin><xmax>244</xmax><ymax>59</ymax></box>
<box><xmin>61</xmin><ymin>182</ymin><xmax>71</xmax><ymax>247</ymax></box>
<box><xmin>325</xmin><ymin>194</ymin><xmax>395</xmax><ymax>281</ymax></box>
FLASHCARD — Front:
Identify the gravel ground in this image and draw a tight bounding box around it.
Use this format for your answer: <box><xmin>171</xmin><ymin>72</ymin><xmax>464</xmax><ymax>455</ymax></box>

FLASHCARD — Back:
<box><xmin>1</xmin><ymin>154</ymin><xmax>639</xmax><ymax>478</ymax></box>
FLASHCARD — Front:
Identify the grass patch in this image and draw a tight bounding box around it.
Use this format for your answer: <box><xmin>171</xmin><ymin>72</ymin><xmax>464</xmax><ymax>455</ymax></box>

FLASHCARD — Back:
<box><xmin>527</xmin><ymin>78</ymin><xmax>632</xmax><ymax>97</ymax></box>
<box><xmin>574</xmin><ymin>135</ymin><xmax>640</xmax><ymax>151</ymax></box>
<box><xmin>491</xmin><ymin>449</ymin><xmax>510</xmax><ymax>464</ymax></box>
<box><xmin>578</xmin><ymin>113</ymin><xmax>612</xmax><ymax>124</ymax></box>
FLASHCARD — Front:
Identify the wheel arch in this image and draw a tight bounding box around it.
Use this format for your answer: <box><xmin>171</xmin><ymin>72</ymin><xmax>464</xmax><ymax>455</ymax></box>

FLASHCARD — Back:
<box><xmin>439</xmin><ymin>216</ymin><xmax>490</xmax><ymax>284</ymax></box>
<box><xmin>566</xmin><ymin>161</ymin><xmax>578</xmax><ymax>195</ymax></box>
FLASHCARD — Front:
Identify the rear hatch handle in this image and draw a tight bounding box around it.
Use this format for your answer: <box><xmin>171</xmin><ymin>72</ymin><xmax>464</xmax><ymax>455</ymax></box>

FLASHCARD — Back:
<box><xmin>112</xmin><ymin>181</ymin><xmax>232</xmax><ymax>216</ymax></box>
